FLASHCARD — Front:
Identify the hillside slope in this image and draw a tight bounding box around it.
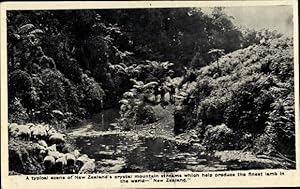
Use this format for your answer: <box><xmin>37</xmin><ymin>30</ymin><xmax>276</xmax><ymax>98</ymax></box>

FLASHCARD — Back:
<box><xmin>175</xmin><ymin>37</ymin><xmax>295</xmax><ymax>158</ymax></box>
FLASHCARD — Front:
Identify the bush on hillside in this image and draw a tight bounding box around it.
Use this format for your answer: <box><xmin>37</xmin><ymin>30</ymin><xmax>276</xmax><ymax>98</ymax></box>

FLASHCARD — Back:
<box><xmin>176</xmin><ymin>37</ymin><xmax>295</xmax><ymax>157</ymax></box>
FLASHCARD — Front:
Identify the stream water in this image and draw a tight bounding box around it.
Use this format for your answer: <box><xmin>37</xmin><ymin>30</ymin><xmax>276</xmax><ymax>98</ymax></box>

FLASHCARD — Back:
<box><xmin>66</xmin><ymin>109</ymin><xmax>240</xmax><ymax>173</ymax></box>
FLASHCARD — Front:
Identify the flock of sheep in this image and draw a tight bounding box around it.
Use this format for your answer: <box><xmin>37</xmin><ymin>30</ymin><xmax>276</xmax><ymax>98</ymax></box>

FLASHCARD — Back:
<box><xmin>9</xmin><ymin>123</ymin><xmax>96</xmax><ymax>174</ymax></box>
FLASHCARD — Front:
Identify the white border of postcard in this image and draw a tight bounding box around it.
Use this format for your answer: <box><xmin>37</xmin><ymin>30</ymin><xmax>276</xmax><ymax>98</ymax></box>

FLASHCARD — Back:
<box><xmin>1</xmin><ymin>1</ymin><xmax>299</xmax><ymax>188</ymax></box>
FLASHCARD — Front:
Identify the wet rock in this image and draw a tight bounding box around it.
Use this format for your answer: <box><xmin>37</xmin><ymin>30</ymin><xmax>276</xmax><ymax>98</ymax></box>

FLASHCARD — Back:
<box><xmin>214</xmin><ymin>150</ymin><xmax>294</xmax><ymax>169</ymax></box>
<box><xmin>97</xmin><ymin>151</ymin><xmax>115</xmax><ymax>158</ymax></box>
<box><xmin>186</xmin><ymin>161</ymin><xmax>200</xmax><ymax>165</ymax></box>
<box><xmin>104</xmin><ymin>164</ymin><xmax>126</xmax><ymax>173</ymax></box>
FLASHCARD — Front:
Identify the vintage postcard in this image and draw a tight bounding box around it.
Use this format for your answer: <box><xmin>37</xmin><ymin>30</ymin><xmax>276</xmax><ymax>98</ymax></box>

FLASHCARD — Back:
<box><xmin>1</xmin><ymin>1</ymin><xmax>299</xmax><ymax>188</ymax></box>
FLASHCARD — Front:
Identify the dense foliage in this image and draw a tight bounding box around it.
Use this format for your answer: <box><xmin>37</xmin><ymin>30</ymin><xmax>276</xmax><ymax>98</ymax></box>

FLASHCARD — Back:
<box><xmin>175</xmin><ymin>38</ymin><xmax>295</xmax><ymax>158</ymax></box>
<box><xmin>8</xmin><ymin>8</ymin><xmax>295</xmax><ymax>160</ymax></box>
<box><xmin>8</xmin><ymin>8</ymin><xmax>247</xmax><ymax>125</ymax></box>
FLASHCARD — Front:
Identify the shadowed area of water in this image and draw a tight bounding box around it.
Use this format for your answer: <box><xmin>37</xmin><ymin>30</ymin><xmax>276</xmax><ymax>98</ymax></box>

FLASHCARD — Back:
<box><xmin>67</xmin><ymin>109</ymin><xmax>230</xmax><ymax>173</ymax></box>
<box><xmin>73</xmin><ymin>134</ymin><xmax>228</xmax><ymax>173</ymax></box>
<box><xmin>67</xmin><ymin>109</ymin><xmax>286</xmax><ymax>173</ymax></box>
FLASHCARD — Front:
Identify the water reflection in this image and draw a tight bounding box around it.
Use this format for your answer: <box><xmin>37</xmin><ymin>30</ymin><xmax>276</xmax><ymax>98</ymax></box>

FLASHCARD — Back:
<box><xmin>70</xmin><ymin>108</ymin><xmax>120</xmax><ymax>131</ymax></box>
<box><xmin>67</xmin><ymin>110</ymin><xmax>291</xmax><ymax>172</ymax></box>
<box><xmin>73</xmin><ymin>134</ymin><xmax>224</xmax><ymax>173</ymax></box>
<box><xmin>68</xmin><ymin>109</ymin><xmax>228</xmax><ymax>173</ymax></box>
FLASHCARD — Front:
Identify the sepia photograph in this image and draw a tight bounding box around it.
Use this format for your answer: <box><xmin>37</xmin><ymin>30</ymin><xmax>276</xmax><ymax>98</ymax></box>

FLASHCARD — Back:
<box><xmin>1</xmin><ymin>1</ymin><xmax>299</xmax><ymax>188</ymax></box>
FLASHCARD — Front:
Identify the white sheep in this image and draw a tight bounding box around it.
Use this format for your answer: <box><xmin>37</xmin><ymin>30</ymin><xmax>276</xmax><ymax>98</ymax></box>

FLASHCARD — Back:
<box><xmin>43</xmin><ymin>155</ymin><xmax>55</xmax><ymax>173</ymax></box>
<box><xmin>48</xmin><ymin>150</ymin><xmax>64</xmax><ymax>159</ymax></box>
<box><xmin>47</xmin><ymin>144</ymin><xmax>57</xmax><ymax>152</ymax></box>
<box><xmin>38</xmin><ymin>140</ymin><xmax>48</xmax><ymax>148</ymax></box>
<box><xmin>31</xmin><ymin>124</ymin><xmax>48</xmax><ymax>140</ymax></box>
<box><xmin>72</xmin><ymin>150</ymin><xmax>80</xmax><ymax>159</ymax></box>
<box><xmin>39</xmin><ymin>149</ymin><xmax>48</xmax><ymax>160</ymax></box>
<box><xmin>55</xmin><ymin>156</ymin><xmax>67</xmax><ymax>173</ymax></box>
<box><xmin>44</xmin><ymin>124</ymin><xmax>57</xmax><ymax>136</ymax></box>
<box><xmin>78</xmin><ymin>159</ymin><xmax>96</xmax><ymax>174</ymax></box>
<box><xmin>65</xmin><ymin>153</ymin><xmax>76</xmax><ymax>167</ymax></box>
<box><xmin>8</xmin><ymin>123</ymin><xmax>19</xmax><ymax>135</ymax></box>
<box><xmin>34</xmin><ymin>143</ymin><xmax>47</xmax><ymax>159</ymax></box>
<box><xmin>12</xmin><ymin>125</ymin><xmax>32</xmax><ymax>141</ymax></box>
<box><xmin>49</xmin><ymin>133</ymin><xmax>66</xmax><ymax>145</ymax></box>
<box><xmin>75</xmin><ymin>155</ymin><xmax>89</xmax><ymax>170</ymax></box>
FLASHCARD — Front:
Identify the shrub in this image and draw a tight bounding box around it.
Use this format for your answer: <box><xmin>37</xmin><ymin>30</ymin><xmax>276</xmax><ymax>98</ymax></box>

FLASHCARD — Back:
<box><xmin>202</xmin><ymin>124</ymin><xmax>234</xmax><ymax>150</ymax></box>
<box><xmin>176</xmin><ymin>37</ymin><xmax>294</xmax><ymax>156</ymax></box>
<box><xmin>8</xmin><ymin>98</ymin><xmax>29</xmax><ymax>124</ymax></box>
<box><xmin>135</xmin><ymin>104</ymin><xmax>157</xmax><ymax>124</ymax></box>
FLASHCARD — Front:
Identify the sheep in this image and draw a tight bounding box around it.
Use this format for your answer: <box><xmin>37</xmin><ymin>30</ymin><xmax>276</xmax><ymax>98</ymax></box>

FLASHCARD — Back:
<box><xmin>26</xmin><ymin>123</ymin><xmax>35</xmax><ymax>127</ymax></box>
<box><xmin>49</xmin><ymin>133</ymin><xmax>66</xmax><ymax>145</ymax></box>
<box><xmin>35</xmin><ymin>143</ymin><xmax>46</xmax><ymax>151</ymax></box>
<box><xmin>43</xmin><ymin>155</ymin><xmax>55</xmax><ymax>173</ymax></box>
<box><xmin>8</xmin><ymin>123</ymin><xmax>19</xmax><ymax>135</ymax></box>
<box><xmin>65</xmin><ymin>153</ymin><xmax>76</xmax><ymax>167</ymax></box>
<box><xmin>48</xmin><ymin>150</ymin><xmax>64</xmax><ymax>160</ymax></box>
<box><xmin>32</xmin><ymin>124</ymin><xmax>48</xmax><ymax>139</ymax></box>
<box><xmin>55</xmin><ymin>156</ymin><xmax>67</xmax><ymax>174</ymax></box>
<box><xmin>72</xmin><ymin>150</ymin><xmax>80</xmax><ymax>159</ymax></box>
<box><xmin>44</xmin><ymin>124</ymin><xmax>57</xmax><ymax>136</ymax></box>
<box><xmin>8</xmin><ymin>122</ymin><xmax>18</xmax><ymax>128</ymax></box>
<box><xmin>65</xmin><ymin>153</ymin><xmax>76</xmax><ymax>174</ymax></box>
<box><xmin>12</xmin><ymin>125</ymin><xmax>32</xmax><ymax>141</ymax></box>
<box><xmin>47</xmin><ymin>144</ymin><xmax>57</xmax><ymax>152</ymax></box>
<box><xmin>78</xmin><ymin>159</ymin><xmax>96</xmax><ymax>174</ymax></box>
<box><xmin>46</xmin><ymin>128</ymin><xmax>57</xmax><ymax>137</ymax></box>
<box><xmin>49</xmin><ymin>133</ymin><xmax>65</xmax><ymax>141</ymax></box>
<box><xmin>38</xmin><ymin>140</ymin><xmax>48</xmax><ymax>148</ymax></box>
<box><xmin>75</xmin><ymin>154</ymin><xmax>89</xmax><ymax>171</ymax></box>
<box><xmin>39</xmin><ymin>149</ymin><xmax>48</xmax><ymax>160</ymax></box>
<box><xmin>33</xmin><ymin>143</ymin><xmax>47</xmax><ymax>160</ymax></box>
<box><xmin>76</xmin><ymin>154</ymin><xmax>88</xmax><ymax>162</ymax></box>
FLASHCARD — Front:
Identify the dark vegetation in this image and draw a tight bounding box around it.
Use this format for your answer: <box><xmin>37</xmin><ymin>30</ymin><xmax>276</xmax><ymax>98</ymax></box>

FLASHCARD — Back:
<box><xmin>8</xmin><ymin>7</ymin><xmax>295</xmax><ymax>172</ymax></box>
<box><xmin>7</xmin><ymin>8</ymin><xmax>255</xmax><ymax>125</ymax></box>
<box><xmin>175</xmin><ymin>38</ymin><xmax>295</xmax><ymax>158</ymax></box>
